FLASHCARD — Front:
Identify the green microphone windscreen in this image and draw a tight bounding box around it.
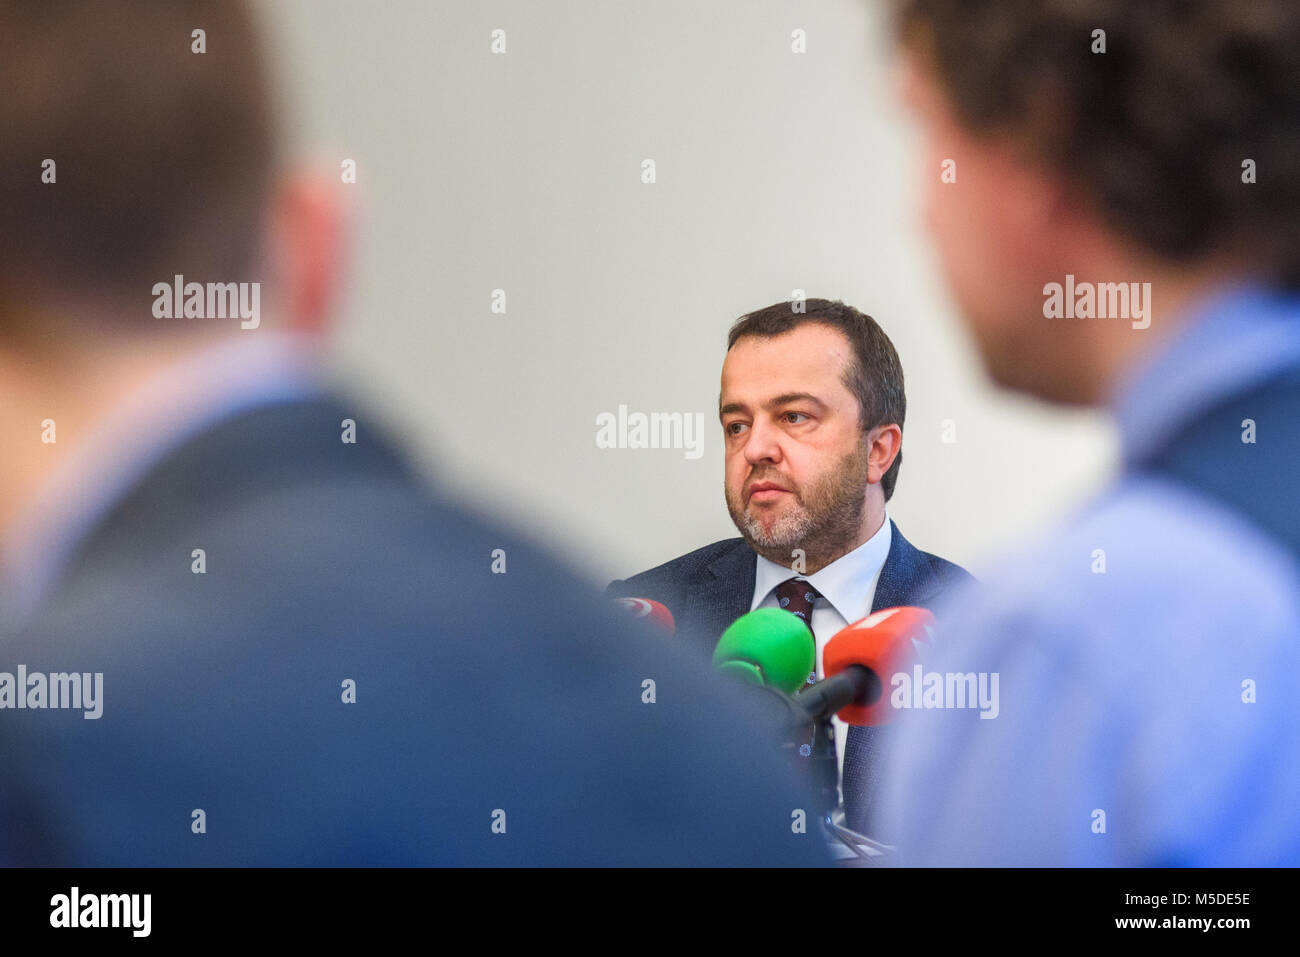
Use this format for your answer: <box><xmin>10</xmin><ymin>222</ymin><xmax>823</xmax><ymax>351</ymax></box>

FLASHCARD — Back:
<box><xmin>712</xmin><ymin>608</ymin><xmax>815</xmax><ymax>695</ymax></box>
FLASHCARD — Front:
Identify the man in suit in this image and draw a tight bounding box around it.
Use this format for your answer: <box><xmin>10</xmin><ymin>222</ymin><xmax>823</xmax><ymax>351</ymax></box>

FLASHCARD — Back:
<box><xmin>877</xmin><ymin>0</ymin><xmax>1300</xmax><ymax>864</ymax></box>
<box><xmin>608</xmin><ymin>298</ymin><xmax>972</xmax><ymax>836</ymax></box>
<box><xmin>0</xmin><ymin>0</ymin><xmax>825</xmax><ymax>867</ymax></box>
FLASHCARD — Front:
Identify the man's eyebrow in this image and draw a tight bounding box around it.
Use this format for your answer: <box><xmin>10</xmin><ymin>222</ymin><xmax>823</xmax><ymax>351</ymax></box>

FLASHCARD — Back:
<box><xmin>718</xmin><ymin>393</ymin><xmax>827</xmax><ymax>419</ymax></box>
<box><xmin>765</xmin><ymin>392</ymin><xmax>826</xmax><ymax>410</ymax></box>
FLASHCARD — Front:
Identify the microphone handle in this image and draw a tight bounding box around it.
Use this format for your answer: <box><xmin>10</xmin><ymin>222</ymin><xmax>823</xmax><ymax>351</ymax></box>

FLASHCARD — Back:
<box><xmin>796</xmin><ymin>665</ymin><xmax>879</xmax><ymax>722</ymax></box>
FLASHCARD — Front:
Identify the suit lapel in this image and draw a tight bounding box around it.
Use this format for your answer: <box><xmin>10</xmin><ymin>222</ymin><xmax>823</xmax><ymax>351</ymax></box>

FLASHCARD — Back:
<box><xmin>848</xmin><ymin>518</ymin><xmax>927</xmax><ymax>836</ymax></box>
<box><xmin>870</xmin><ymin>519</ymin><xmax>926</xmax><ymax>613</ymax></box>
<box><xmin>689</xmin><ymin>541</ymin><xmax>756</xmax><ymax>653</ymax></box>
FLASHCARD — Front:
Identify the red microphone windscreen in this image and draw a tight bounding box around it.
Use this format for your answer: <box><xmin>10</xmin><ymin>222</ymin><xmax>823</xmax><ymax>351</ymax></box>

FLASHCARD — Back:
<box><xmin>822</xmin><ymin>606</ymin><xmax>935</xmax><ymax>725</ymax></box>
<box><xmin>613</xmin><ymin>597</ymin><xmax>676</xmax><ymax>635</ymax></box>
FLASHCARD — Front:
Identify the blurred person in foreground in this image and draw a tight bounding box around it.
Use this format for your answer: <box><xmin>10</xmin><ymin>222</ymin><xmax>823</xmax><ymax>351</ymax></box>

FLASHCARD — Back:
<box><xmin>878</xmin><ymin>0</ymin><xmax>1300</xmax><ymax>864</ymax></box>
<box><xmin>0</xmin><ymin>0</ymin><xmax>824</xmax><ymax>866</ymax></box>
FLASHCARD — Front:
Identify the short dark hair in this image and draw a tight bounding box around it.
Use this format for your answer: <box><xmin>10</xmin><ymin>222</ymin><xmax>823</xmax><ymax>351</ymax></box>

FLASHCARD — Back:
<box><xmin>895</xmin><ymin>0</ymin><xmax>1300</xmax><ymax>287</ymax></box>
<box><xmin>726</xmin><ymin>299</ymin><xmax>907</xmax><ymax>501</ymax></box>
<box><xmin>0</xmin><ymin>0</ymin><xmax>278</xmax><ymax>315</ymax></box>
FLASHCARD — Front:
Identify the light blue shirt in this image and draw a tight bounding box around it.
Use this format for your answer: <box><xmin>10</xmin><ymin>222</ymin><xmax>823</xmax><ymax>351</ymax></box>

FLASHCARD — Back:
<box><xmin>878</xmin><ymin>284</ymin><xmax>1300</xmax><ymax>865</ymax></box>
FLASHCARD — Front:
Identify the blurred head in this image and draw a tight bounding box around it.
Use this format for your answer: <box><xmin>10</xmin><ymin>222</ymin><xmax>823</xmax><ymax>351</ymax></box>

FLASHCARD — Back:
<box><xmin>0</xmin><ymin>0</ymin><xmax>344</xmax><ymax>350</ymax></box>
<box><xmin>720</xmin><ymin>300</ymin><xmax>904</xmax><ymax>571</ymax></box>
<box><xmin>894</xmin><ymin>0</ymin><xmax>1300</xmax><ymax>404</ymax></box>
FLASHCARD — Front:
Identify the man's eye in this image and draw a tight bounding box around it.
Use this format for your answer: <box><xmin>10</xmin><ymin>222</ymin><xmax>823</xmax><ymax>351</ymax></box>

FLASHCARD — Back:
<box><xmin>783</xmin><ymin>411</ymin><xmax>808</xmax><ymax>425</ymax></box>
<box><xmin>725</xmin><ymin>422</ymin><xmax>748</xmax><ymax>436</ymax></box>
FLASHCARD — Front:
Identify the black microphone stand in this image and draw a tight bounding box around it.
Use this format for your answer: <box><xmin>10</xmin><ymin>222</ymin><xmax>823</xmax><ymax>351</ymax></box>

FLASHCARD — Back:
<box><xmin>738</xmin><ymin>679</ymin><xmax>896</xmax><ymax>865</ymax></box>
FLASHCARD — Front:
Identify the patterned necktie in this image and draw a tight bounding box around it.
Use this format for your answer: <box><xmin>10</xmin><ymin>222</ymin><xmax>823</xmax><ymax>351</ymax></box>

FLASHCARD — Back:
<box><xmin>774</xmin><ymin>577</ymin><xmax>840</xmax><ymax>815</ymax></box>
<box><xmin>773</xmin><ymin>577</ymin><xmax>820</xmax><ymax>692</ymax></box>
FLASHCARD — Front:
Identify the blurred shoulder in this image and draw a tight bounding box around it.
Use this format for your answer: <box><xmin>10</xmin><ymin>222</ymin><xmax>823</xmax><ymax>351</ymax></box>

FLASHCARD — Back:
<box><xmin>935</xmin><ymin>475</ymin><xmax>1300</xmax><ymax>665</ymax></box>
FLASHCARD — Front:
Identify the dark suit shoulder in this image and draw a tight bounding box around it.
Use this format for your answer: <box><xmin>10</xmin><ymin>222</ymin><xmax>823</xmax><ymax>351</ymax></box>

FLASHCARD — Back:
<box><xmin>913</xmin><ymin>548</ymin><xmax>976</xmax><ymax>603</ymax></box>
<box><xmin>606</xmin><ymin>538</ymin><xmax>747</xmax><ymax>597</ymax></box>
<box><xmin>921</xmin><ymin>549</ymin><xmax>975</xmax><ymax>585</ymax></box>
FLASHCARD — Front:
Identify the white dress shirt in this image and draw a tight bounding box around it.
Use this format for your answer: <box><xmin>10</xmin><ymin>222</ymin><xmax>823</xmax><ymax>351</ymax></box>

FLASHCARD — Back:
<box><xmin>750</xmin><ymin>513</ymin><xmax>892</xmax><ymax>799</ymax></box>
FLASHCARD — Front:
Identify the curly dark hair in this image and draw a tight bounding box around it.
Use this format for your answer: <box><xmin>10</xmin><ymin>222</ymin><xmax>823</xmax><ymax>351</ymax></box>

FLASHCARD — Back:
<box><xmin>895</xmin><ymin>0</ymin><xmax>1300</xmax><ymax>287</ymax></box>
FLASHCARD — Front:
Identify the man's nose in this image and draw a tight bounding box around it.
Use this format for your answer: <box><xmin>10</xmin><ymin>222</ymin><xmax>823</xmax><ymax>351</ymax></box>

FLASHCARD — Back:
<box><xmin>743</xmin><ymin>417</ymin><xmax>783</xmax><ymax>466</ymax></box>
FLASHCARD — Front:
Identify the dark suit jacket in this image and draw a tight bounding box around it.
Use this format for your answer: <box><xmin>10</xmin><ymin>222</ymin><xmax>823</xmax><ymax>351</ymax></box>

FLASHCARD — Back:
<box><xmin>607</xmin><ymin>521</ymin><xmax>972</xmax><ymax>655</ymax></box>
<box><xmin>0</xmin><ymin>395</ymin><xmax>827</xmax><ymax>866</ymax></box>
<box><xmin>606</xmin><ymin>521</ymin><xmax>974</xmax><ymax>834</ymax></box>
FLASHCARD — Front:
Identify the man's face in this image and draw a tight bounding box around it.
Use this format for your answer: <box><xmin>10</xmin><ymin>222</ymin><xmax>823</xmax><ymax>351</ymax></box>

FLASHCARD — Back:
<box><xmin>899</xmin><ymin>52</ymin><xmax>1088</xmax><ymax>403</ymax></box>
<box><xmin>720</xmin><ymin>323</ymin><xmax>874</xmax><ymax>566</ymax></box>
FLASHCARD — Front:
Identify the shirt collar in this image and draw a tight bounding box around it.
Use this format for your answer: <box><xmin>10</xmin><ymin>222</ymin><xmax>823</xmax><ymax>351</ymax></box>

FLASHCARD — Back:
<box><xmin>752</xmin><ymin>512</ymin><xmax>893</xmax><ymax>624</ymax></box>
<box><xmin>1109</xmin><ymin>281</ymin><xmax>1300</xmax><ymax>468</ymax></box>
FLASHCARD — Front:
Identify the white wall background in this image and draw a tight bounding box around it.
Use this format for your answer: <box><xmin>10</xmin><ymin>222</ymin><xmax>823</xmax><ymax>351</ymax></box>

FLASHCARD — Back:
<box><xmin>259</xmin><ymin>0</ymin><xmax>1117</xmax><ymax>582</ymax></box>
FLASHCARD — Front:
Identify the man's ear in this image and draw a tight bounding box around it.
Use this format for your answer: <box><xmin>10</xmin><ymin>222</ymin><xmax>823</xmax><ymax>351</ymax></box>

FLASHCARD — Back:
<box><xmin>866</xmin><ymin>424</ymin><xmax>903</xmax><ymax>486</ymax></box>
<box><xmin>266</xmin><ymin>166</ymin><xmax>352</xmax><ymax>336</ymax></box>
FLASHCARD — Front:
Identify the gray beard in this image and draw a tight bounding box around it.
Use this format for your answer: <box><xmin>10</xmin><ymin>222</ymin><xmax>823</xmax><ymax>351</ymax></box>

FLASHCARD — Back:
<box><xmin>726</xmin><ymin>442</ymin><xmax>871</xmax><ymax>573</ymax></box>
